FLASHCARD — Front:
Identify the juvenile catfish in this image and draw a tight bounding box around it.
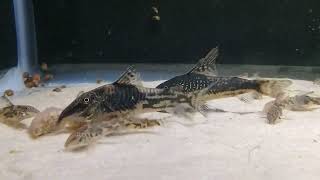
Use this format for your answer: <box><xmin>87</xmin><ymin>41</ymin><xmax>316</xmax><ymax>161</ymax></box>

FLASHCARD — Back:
<box><xmin>156</xmin><ymin>47</ymin><xmax>292</xmax><ymax>101</ymax></box>
<box><xmin>57</xmin><ymin>66</ymin><xmax>208</xmax><ymax>132</ymax></box>
<box><xmin>0</xmin><ymin>96</ymin><xmax>39</xmax><ymax>129</ymax></box>
<box><xmin>263</xmin><ymin>92</ymin><xmax>320</xmax><ymax>124</ymax></box>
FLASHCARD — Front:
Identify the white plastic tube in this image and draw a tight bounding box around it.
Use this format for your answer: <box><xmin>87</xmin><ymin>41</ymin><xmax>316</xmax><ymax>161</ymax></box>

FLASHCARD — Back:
<box><xmin>0</xmin><ymin>0</ymin><xmax>38</xmax><ymax>93</ymax></box>
<box><xmin>13</xmin><ymin>0</ymin><xmax>38</xmax><ymax>72</ymax></box>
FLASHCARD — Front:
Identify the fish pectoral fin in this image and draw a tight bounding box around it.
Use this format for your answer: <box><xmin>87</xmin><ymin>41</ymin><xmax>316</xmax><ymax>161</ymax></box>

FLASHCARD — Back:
<box><xmin>0</xmin><ymin>118</ymin><xmax>27</xmax><ymax>129</ymax></box>
<box><xmin>237</xmin><ymin>91</ymin><xmax>262</xmax><ymax>104</ymax></box>
<box><xmin>187</xmin><ymin>47</ymin><xmax>219</xmax><ymax>76</ymax></box>
<box><xmin>166</xmin><ymin>104</ymin><xmax>196</xmax><ymax>120</ymax></box>
<box><xmin>125</xmin><ymin>117</ymin><xmax>161</xmax><ymax>129</ymax></box>
<box><xmin>114</xmin><ymin>65</ymin><xmax>143</xmax><ymax>87</ymax></box>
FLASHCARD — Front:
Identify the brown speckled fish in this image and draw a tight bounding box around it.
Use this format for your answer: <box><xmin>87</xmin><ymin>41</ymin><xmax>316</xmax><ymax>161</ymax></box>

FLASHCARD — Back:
<box><xmin>0</xmin><ymin>96</ymin><xmax>39</xmax><ymax>129</ymax></box>
<box><xmin>64</xmin><ymin>113</ymin><xmax>160</xmax><ymax>150</ymax></box>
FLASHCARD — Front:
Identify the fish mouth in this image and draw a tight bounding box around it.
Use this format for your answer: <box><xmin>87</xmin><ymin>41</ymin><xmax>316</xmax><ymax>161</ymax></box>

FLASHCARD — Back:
<box><xmin>58</xmin><ymin>109</ymin><xmax>70</xmax><ymax>122</ymax></box>
<box><xmin>58</xmin><ymin>101</ymin><xmax>82</xmax><ymax>122</ymax></box>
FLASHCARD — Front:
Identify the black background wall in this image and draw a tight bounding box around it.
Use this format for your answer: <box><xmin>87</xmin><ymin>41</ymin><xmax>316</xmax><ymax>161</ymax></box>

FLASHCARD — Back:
<box><xmin>0</xmin><ymin>0</ymin><xmax>17</xmax><ymax>69</ymax></box>
<box><xmin>1</xmin><ymin>0</ymin><xmax>320</xmax><ymax>68</ymax></box>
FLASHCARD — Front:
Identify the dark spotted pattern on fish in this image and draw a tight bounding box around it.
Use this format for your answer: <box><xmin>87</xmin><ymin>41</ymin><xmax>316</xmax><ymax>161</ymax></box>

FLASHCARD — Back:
<box><xmin>157</xmin><ymin>74</ymin><xmax>261</xmax><ymax>95</ymax></box>
<box><xmin>58</xmin><ymin>83</ymin><xmax>194</xmax><ymax>122</ymax></box>
<box><xmin>157</xmin><ymin>46</ymin><xmax>291</xmax><ymax>99</ymax></box>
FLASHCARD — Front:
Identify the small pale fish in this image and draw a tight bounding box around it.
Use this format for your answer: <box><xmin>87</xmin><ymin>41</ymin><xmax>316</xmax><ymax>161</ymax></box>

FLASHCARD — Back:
<box><xmin>266</xmin><ymin>103</ymin><xmax>283</xmax><ymax>124</ymax></box>
<box><xmin>263</xmin><ymin>93</ymin><xmax>287</xmax><ymax>124</ymax></box>
<box><xmin>263</xmin><ymin>92</ymin><xmax>320</xmax><ymax>124</ymax></box>
<box><xmin>0</xmin><ymin>96</ymin><xmax>39</xmax><ymax>129</ymax></box>
<box><xmin>28</xmin><ymin>107</ymin><xmax>62</xmax><ymax>138</ymax></box>
<box><xmin>284</xmin><ymin>92</ymin><xmax>320</xmax><ymax>111</ymax></box>
<box><xmin>156</xmin><ymin>47</ymin><xmax>292</xmax><ymax>101</ymax></box>
<box><xmin>65</xmin><ymin>114</ymin><xmax>160</xmax><ymax>150</ymax></box>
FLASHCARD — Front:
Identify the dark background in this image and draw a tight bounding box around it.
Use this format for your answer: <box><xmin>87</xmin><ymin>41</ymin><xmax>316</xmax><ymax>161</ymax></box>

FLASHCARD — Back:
<box><xmin>2</xmin><ymin>0</ymin><xmax>320</xmax><ymax>69</ymax></box>
<box><xmin>0</xmin><ymin>0</ymin><xmax>17</xmax><ymax>69</ymax></box>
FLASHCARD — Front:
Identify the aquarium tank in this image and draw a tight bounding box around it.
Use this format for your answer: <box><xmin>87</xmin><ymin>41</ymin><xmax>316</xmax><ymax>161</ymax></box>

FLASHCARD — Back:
<box><xmin>0</xmin><ymin>0</ymin><xmax>319</xmax><ymax>179</ymax></box>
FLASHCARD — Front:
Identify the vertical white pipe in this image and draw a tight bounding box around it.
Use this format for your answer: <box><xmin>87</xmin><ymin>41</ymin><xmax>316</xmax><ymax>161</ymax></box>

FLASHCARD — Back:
<box><xmin>0</xmin><ymin>0</ymin><xmax>38</xmax><ymax>93</ymax></box>
<box><xmin>13</xmin><ymin>0</ymin><xmax>38</xmax><ymax>72</ymax></box>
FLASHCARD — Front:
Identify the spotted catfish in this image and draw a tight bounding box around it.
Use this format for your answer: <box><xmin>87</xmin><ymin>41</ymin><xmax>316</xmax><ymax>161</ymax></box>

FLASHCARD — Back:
<box><xmin>57</xmin><ymin>66</ymin><xmax>208</xmax><ymax>131</ymax></box>
<box><xmin>156</xmin><ymin>47</ymin><xmax>292</xmax><ymax>101</ymax></box>
<box><xmin>0</xmin><ymin>96</ymin><xmax>39</xmax><ymax>129</ymax></box>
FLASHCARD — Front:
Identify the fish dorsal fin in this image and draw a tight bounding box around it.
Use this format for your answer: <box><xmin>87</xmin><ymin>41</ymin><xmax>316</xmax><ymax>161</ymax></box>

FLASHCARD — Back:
<box><xmin>187</xmin><ymin>47</ymin><xmax>219</xmax><ymax>76</ymax></box>
<box><xmin>1</xmin><ymin>95</ymin><xmax>13</xmax><ymax>107</ymax></box>
<box><xmin>114</xmin><ymin>66</ymin><xmax>143</xmax><ymax>86</ymax></box>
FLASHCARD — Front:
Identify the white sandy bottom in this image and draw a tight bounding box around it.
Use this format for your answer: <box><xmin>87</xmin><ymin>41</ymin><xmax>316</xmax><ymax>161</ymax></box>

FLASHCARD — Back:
<box><xmin>0</xmin><ymin>80</ymin><xmax>320</xmax><ymax>180</ymax></box>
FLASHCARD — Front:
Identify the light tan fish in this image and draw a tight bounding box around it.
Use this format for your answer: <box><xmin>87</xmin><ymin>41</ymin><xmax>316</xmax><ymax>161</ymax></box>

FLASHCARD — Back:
<box><xmin>263</xmin><ymin>93</ymin><xmax>287</xmax><ymax>124</ymax></box>
<box><xmin>28</xmin><ymin>107</ymin><xmax>62</xmax><ymax>138</ymax></box>
<box><xmin>265</xmin><ymin>103</ymin><xmax>284</xmax><ymax>124</ymax></box>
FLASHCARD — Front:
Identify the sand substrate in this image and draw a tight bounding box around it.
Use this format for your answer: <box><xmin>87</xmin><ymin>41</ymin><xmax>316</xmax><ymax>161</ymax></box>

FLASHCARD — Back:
<box><xmin>0</xmin><ymin>79</ymin><xmax>320</xmax><ymax>180</ymax></box>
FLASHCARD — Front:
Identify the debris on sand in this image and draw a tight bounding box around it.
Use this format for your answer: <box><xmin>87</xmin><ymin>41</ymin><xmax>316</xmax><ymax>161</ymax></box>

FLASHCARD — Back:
<box><xmin>23</xmin><ymin>72</ymin><xmax>30</xmax><ymax>81</ymax></box>
<box><xmin>52</xmin><ymin>85</ymin><xmax>66</xmax><ymax>92</ymax></box>
<box><xmin>32</xmin><ymin>73</ymin><xmax>41</xmax><ymax>87</ymax></box>
<box><xmin>32</xmin><ymin>74</ymin><xmax>41</xmax><ymax>82</ymax></box>
<box><xmin>22</xmin><ymin>72</ymin><xmax>43</xmax><ymax>88</ymax></box>
<box><xmin>60</xmin><ymin>85</ymin><xmax>66</xmax><ymax>89</ymax></box>
<box><xmin>52</xmin><ymin>87</ymin><xmax>62</xmax><ymax>92</ymax></box>
<box><xmin>4</xmin><ymin>89</ymin><xmax>14</xmax><ymax>97</ymax></box>
<box><xmin>22</xmin><ymin>62</ymin><xmax>55</xmax><ymax>88</ymax></box>
<box><xmin>43</xmin><ymin>74</ymin><xmax>54</xmax><ymax>82</ymax></box>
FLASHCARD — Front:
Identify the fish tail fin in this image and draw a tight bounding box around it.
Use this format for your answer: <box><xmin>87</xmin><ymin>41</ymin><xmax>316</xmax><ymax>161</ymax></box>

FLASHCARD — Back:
<box><xmin>258</xmin><ymin>79</ymin><xmax>292</xmax><ymax>97</ymax></box>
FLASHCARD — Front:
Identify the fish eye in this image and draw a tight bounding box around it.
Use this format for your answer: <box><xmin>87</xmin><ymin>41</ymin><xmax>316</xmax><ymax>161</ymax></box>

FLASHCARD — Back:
<box><xmin>84</xmin><ymin>98</ymin><xmax>90</xmax><ymax>103</ymax></box>
<box><xmin>164</xmin><ymin>86</ymin><xmax>168</xmax><ymax>89</ymax></box>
